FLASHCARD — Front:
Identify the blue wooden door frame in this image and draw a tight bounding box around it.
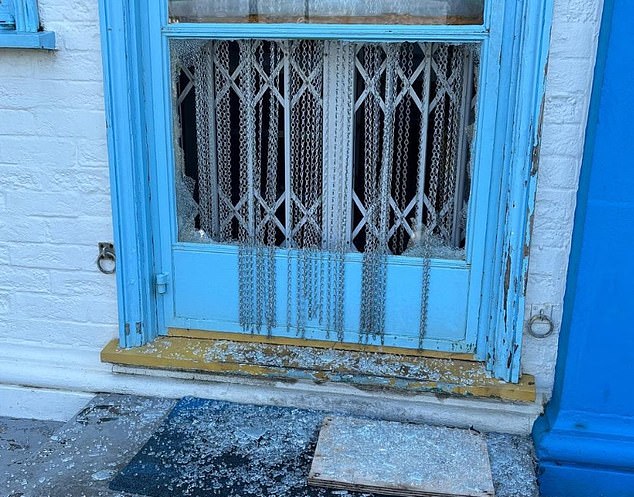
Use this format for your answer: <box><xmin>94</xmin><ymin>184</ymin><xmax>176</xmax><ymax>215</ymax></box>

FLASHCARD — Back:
<box><xmin>155</xmin><ymin>8</ymin><xmax>502</xmax><ymax>355</ymax></box>
<box><xmin>98</xmin><ymin>0</ymin><xmax>553</xmax><ymax>382</ymax></box>
<box><xmin>533</xmin><ymin>0</ymin><xmax>634</xmax><ymax>494</ymax></box>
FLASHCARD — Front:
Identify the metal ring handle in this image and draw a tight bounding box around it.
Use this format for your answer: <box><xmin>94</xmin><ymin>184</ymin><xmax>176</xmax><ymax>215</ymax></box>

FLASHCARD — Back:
<box><xmin>97</xmin><ymin>244</ymin><xmax>116</xmax><ymax>275</ymax></box>
<box><xmin>527</xmin><ymin>312</ymin><xmax>554</xmax><ymax>339</ymax></box>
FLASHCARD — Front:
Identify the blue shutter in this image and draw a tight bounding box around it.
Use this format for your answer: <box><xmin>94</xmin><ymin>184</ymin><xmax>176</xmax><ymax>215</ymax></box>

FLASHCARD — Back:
<box><xmin>0</xmin><ymin>0</ymin><xmax>16</xmax><ymax>31</ymax></box>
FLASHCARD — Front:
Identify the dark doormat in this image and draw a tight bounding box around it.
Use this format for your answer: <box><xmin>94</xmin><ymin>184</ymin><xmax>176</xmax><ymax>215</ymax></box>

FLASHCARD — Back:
<box><xmin>109</xmin><ymin>397</ymin><xmax>375</xmax><ymax>497</ymax></box>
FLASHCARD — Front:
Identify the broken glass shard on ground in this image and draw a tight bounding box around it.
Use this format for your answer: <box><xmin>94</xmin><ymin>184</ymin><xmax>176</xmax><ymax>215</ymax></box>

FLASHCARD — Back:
<box><xmin>2</xmin><ymin>394</ymin><xmax>539</xmax><ymax>497</ymax></box>
<box><xmin>109</xmin><ymin>397</ymin><xmax>376</xmax><ymax>497</ymax></box>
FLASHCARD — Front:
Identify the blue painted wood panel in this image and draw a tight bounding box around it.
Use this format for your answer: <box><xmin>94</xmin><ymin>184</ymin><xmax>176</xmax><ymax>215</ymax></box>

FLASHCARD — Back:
<box><xmin>153</xmin><ymin>6</ymin><xmax>512</xmax><ymax>352</ymax></box>
<box><xmin>170</xmin><ymin>246</ymin><xmax>471</xmax><ymax>351</ymax></box>
<box><xmin>533</xmin><ymin>1</ymin><xmax>634</xmax><ymax>494</ymax></box>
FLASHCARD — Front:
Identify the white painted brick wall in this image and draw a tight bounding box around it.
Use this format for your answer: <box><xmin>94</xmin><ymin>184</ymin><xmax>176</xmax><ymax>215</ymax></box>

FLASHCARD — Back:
<box><xmin>522</xmin><ymin>0</ymin><xmax>604</xmax><ymax>396</ymax></box>
<box><xmin>0</xmin><ymin>0</ymin><xmax>603</xmax><ymax>404</ymax></box>
<box><xmin>0</xmin><ymin>0</ymin><xmax>118</xmax><ymax>352</ymax></box>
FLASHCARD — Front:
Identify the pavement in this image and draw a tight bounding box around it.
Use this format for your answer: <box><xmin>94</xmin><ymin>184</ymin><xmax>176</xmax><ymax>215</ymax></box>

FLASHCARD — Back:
<box><xmin>0</xmin><ymin>394</ymin><xmax>540</xmax><ymax>497</ymax></box>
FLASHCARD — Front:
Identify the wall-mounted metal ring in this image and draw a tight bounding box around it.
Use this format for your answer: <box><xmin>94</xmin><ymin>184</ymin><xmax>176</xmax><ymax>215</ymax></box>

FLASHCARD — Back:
<box><xmin>97</xmin><ymin>243</ymin><xmax>116</xmax><ymax>275</ymax></box>
<box><xmin>527</xmin><ymin>311</ymin><xmax>554</xmax><ymax>339</ymax></box>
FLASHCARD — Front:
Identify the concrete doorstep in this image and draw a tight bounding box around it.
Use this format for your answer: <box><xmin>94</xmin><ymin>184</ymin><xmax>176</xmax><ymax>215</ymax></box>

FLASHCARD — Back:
<box><xmin>0</xmin><ymin>394</ymin><xmax>540</xmax><ymax>497</ymax></box>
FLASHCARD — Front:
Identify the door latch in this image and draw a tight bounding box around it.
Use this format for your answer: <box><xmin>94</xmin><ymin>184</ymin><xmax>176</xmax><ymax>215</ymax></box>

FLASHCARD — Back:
<box><xmin>155</xmin><ymin>273</ymin><xmax>169</xmax><ymax>295</ymax></box>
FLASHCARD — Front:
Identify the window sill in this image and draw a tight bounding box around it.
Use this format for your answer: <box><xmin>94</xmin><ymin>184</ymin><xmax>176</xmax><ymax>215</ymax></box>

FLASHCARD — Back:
<box><xmin>101</xmin><ymin>335</ymin><xmax>537</xmax><ymax>403</ymax></box>
<box><xmin>0</xmin><ymin>30</ymin><xmax>55</xmax><ymax>49</ymax></box>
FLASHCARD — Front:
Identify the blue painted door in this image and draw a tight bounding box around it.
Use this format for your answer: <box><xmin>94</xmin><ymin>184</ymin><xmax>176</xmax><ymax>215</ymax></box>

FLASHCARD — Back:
<box><xmin>148</xmin><ymin>2</ymin><xmax>510</xmax><ymax>354</ymax></box>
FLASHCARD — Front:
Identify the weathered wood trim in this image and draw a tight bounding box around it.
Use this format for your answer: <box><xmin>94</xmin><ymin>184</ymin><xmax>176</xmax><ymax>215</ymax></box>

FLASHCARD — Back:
<box><xmin>14</xmin><ymin>0</ymin><xmax>39</xmax><ymax>32</ymax></box>
<box><xmin>479</xmin><ymin>0</ymin><xmax>555</xmax><ymax>382</ymax></box>
<box><xmin>100</xmin><ymin>0</ymin><xmax>556</xmax><ymax>383</ymax></box>
<box><xmin>99</xmin><ymin>0</ymin><xmax>158</xmax><ymax>347</ymax></box>
<box><xmin>101</xmin><ymin>337</ymin><xmax>537</xmax><ymax>402</ymax></box>
<box><xmin>0</xmin><ymin>30</ymin><xmax>54</xmax><ymax>48</ymax></box>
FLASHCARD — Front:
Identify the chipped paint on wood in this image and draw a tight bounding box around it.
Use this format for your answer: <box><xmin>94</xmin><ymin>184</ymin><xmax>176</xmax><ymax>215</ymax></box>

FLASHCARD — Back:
<box><xmin>484</xmin><ymin>0</ymin><xmax>555</xmax><ymax>383</ymax></box>
<box><xmin>99</xmin><ymin>0</ymin><xmax>159</xmax><ymax>348</ymax></box>
<box><xmin>101</xmin><ymin>337</ymin><xmax>536</xmax><ymax>402</ymax></box>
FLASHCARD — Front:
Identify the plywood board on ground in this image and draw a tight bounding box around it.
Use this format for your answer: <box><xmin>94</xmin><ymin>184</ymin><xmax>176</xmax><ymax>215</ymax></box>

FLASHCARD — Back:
<box><xmin>309</xmin><ymin>416</ymin><xmax>495</xmax><ymax>497</ymax></box>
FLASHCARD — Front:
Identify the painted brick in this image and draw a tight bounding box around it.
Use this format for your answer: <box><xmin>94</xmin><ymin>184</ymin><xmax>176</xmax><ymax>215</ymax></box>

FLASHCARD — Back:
<box><xmin>525</xmin><ymin>273</ymin><xmax>567</xmax><ymax>308</ymax></box>
<box><xmin>0</xmin><ymin>217</ymin><xmax>50</xmax><ymax>243</ymax></box>
<box><xmin>0</xmin><ymin>110</ymin><xmax>36</xmax><ymax>136</ymax></box>
<box><xmin>49</xmin><ymin>269</ymin><xmax>116</xmax><ymax>298</ymax></box>
<box><xmin>527</xmin><ymin>246</ymin><xmax>570</xmax><ymax>279</ymax></box>
<box><xmin>45</xmin><ymin>168</ymin><xmax>111</xmax><ymax>195</ymax></box>
<box><xmin>9</xmin><ymin>292</ymin><xmax>115</xmax><ymax>323</ymax></box>
<box><xmin>546</xmin><ymin>58</ymin><xmax>596</xmax><ymax>95</ymax></box>
<box><xmin>39</xmin><ymin>0</ymin><xmax>99</xmax><ymax>24</ymax></box>
<box><xmin>549</xmin><ymin>22</ymin><xmax>601</xmax><ymax>60</ymax></box>
<box><xmin>0</xmin><ymin>49</ymin><xmax>104</xmax><ymax>82</ymax></box>
<box><xmin>77</xmin><ymin>139</ymin><xmax>108</xmax><ymax>165</ymax></box>
<box><xmin>522</xmin><ymin>0</ymin><xmax>605</xmax><ymax>397</ymax></box>
<box><xmin>0</xmin><ymin>245</ymin><xmax>9</xmax><ymax>265</ymax></box>
<box><xmin>522</xmin><ymin>336</ymin><xmax>558</xmax><ymax>377</ymax></box>
<box><xmin>532</xmin><ymin>189</ymin><xmax>578</xmax><ymax>233</ymax></box>
<box><xmin>34</xmin><ymin>109</ymin><xmax>107</xmax><ymax>141</ymax></box>
<box><xmin>46</xmin><ymin>217</ymin><xmax>113</xmax><ymax>246</ymax></box>
<box><xmin>0</xmin><ymin>79</ymin><xmax>105</xmax><ymax>111</ymax></box>
<box><xmin>0</xmin><ymin>166</ymin><xmax>43</xmax><ymax>191</ymax></box>
<box><xmin>0</xmin><ymin>136</ymin><xmax>77</xmax><ymax>168</ymax></box>
<box><xmin>530</xmin><ymin>226</ymin><xmax>570</xmax><ymax>250</ymax></box>
<box><xmin>559</xmin><ymin>0</ymin><xmax>603</xmax><ymax>22</ymax></box>
<box><xmin>543</xmin><ymin>95</ymin><xmax>587</xmax><ymax>125</ymax></box>
<box><xmin>7</xmin><ymin>192</ymin><xmax>86</xmax><ymax>218</ymax></box>
<box><xmin>7</xmin><ymin>192</ymin><xmax>113</xmax><ymax>219</ymax></box>
<box><xmin>8</xmin><ymin>243</ymin><xmax>99</xmax><ymax>271</ymax></box>
<box><xmin>0</xmin><ymin>292</ymin><xmax>8</xmax><ymax>316</ymax></box>
<box><xmin>536</xmin><ymin>156</ymin><xmax>582</xmax><ymax>191</ymax></box>
<box><xmin>3</xmin><ymin>319</ymin><xmax>117</xmax><ymax>349</ymax></box>
<box><xmin>55</xmin><ymin>22</ymin><xmax>103</xmax><ymax>52</ymax></box>
<box><xmin>0</xmin><ymin>267</ymin><xmax>51</xmax><ymax>293</ymax></box>
<box><xmin>540</xmin><ymin>123</ymin><xmax>587</xmax><ymax>158</ymax></box>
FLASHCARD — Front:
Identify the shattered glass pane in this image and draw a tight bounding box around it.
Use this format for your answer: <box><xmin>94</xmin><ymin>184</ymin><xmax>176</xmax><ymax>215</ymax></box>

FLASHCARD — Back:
<box><xmin>171</xmin><ymin>39</ymin><xmax>479</xmax><ymax>260</ymax></box>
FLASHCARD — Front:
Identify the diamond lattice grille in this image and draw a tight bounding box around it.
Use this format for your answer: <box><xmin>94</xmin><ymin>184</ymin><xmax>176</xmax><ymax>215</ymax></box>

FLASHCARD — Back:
<box><xmin>173</xmin><ymin>39</ymin><xmax>478</xmax><ymax>258</ymax></box>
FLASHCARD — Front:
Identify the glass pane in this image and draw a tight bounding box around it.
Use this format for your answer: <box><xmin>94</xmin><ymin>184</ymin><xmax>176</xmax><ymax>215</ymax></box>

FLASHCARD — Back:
<box><xmin>171</xmin><ymin>39</ymin><xmax>479</xmax><ymax>260</ymax></box>
<box><xmin>169</xmin><ymin>0</ymin><xmax>484</xmax><ymax>25</ymax></box>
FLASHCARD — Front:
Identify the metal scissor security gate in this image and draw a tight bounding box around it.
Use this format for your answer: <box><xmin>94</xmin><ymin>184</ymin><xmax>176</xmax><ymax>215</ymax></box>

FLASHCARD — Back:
<box><xmin>171</xmin><ymin>38</ymin><xmax>479</xmax><ymax>347</ymax></box>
